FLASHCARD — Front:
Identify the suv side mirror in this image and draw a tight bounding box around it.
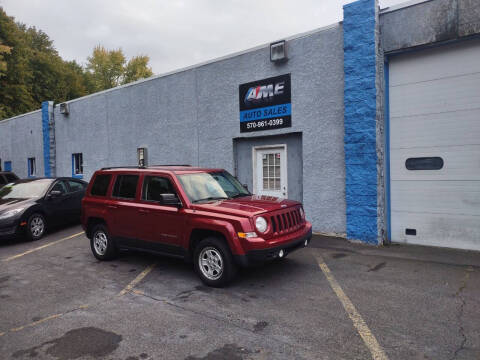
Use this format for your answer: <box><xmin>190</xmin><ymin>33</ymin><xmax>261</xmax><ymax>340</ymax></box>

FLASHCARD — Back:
<box><xmin>159</xmin><ymin>193</ymin><xmax>182</xmax><ymax>207</ymax></box>
<box><xmin>48</xmin><ymin>190</ymin><xmax>62</xmax><ymax>198</ymax></box>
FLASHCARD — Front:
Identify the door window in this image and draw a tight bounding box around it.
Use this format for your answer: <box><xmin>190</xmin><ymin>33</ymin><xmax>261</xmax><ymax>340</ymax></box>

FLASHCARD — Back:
<box><xmin>113</xmin><ymin>175</ymin><xmax>139</xmax><ymax>199</ymax></box>
<box><xmin>67</xmin><ymin>180</ymin><xmax>85</xmax><ymax>193</ymax></box>
<box><xmin>262</xmin><ymin>153</ymin><xmax>281</xmax><ymax>191</ymax></box>
<box><xmin>142</xmin><ymin>176</ymin><xmax>175</xmax><ymax>202</ymax></box>
<box><xmin>51</xmin><ymin>181</ymin><xmax>68</xmax><ymax>195</ymax></box>
<box><xmin>5</xmin><ymin>173</ymin><xmax>17</xmax><ymax>182</ymax></box>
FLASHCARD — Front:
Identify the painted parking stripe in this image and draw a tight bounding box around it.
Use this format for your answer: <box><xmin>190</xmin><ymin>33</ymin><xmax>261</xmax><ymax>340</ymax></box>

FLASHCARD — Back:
<box><xmin>118</xmin><ymin>263</ymin><xmax>156</xmax><ymax>296</ymax></box>
<box><xmin>314</xmin><ymin>252</ymin><xmax>389</xmax><ymax>360</ymax></box>
<box><xmin>2</xmin><ymin>232</ymin><xmax>84</xmax><ymax>262</ymax></box>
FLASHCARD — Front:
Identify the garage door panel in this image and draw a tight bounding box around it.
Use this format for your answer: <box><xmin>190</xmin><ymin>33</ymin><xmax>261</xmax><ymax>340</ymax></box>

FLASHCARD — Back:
<box><xmin>390</xmin><ymin>145</ymin><xmax>480</xmax><ymax>181</ymax></box>
<box><xmin>391</xmin><ymin>212</ymin><xmax>480</xmax><ymax>251</ymax></box>
<box><xmin>390</xmin><ymin>73</ymin><xmax>480</xmax><ymax>118</ymax></box>
<box><xmin>390</xmin><ymin>108</ymin><xmax>480</xmax><ymax>149</ymax></box>
<box><xmin>391</xmin><ymin>180</ymin><xmax>480</xmax><ymax>216</ymax></box>
<box><xmin>389</xmin><ymin>40</ymin><xmax>480</xmax><ymax>86</ymax></box>
<box><xmin>389</xmin><ymin>39</ymin><xmax>480</xmax><ymax>250</ymax></box>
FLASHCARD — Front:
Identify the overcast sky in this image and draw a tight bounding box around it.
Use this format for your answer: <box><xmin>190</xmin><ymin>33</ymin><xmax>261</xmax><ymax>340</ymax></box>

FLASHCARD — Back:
<box><xmin>1</xmin><ymin>0</ymin><xmax>406</xmax><ymax>75</ymax></box>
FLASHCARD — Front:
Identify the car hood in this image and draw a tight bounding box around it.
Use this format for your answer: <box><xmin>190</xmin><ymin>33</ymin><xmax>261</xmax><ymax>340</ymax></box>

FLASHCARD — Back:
<box><xmin>0</xmin><ymin>198</ymin><xmax>35</xmax><ymax>214</ymax></box>
<box><xmin>192</xmin><ymin>195</ymin><xmax>300</xmax><ymax>217</ymax></box>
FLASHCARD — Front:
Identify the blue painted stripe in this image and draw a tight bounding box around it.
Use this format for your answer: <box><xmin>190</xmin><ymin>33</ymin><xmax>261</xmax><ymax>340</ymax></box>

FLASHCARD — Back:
<box><xmin>240</xmin><ymin>103</ymin><xmax>291</xmax><ymax>122</ymax></box>
<box><xmin>384</xmin><ymin>60</ymin><xmax>392</xmax><ymax>243</ymax></box>
<box><xmin>41</xmin><ymin>101</ymin><xmax>51</xmax><ymax>177</ymax></box>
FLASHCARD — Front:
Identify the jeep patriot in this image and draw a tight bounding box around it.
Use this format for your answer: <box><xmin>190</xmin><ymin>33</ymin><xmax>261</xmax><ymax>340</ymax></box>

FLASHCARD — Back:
<box><xmin>82</xmin><ymin>166</ymin><xmax>312</xmax><ymax>287</ymax></box>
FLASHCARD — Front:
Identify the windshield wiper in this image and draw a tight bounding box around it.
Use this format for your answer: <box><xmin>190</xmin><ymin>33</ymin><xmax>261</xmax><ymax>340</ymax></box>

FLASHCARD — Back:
<box><xmin>192</xmin><ymin>196</ymin><xmax>229</xmax><ymax>203</ymax></box>
<box><xmin>230</xmin><ymin>193</ymin><xmax>250</xmax><ymax>198</ymax></box>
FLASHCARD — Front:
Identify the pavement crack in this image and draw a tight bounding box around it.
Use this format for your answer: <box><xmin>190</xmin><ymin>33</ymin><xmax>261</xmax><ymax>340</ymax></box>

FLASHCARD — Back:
<box><xmin>130</xmin><ymin>290</ymin><xmax>314</xmax><ymax>357</ymax></box>
<box><xmin>450</xmin><ymin>266</ymin><xmax>472</xmax><ymax>360</ymax></box>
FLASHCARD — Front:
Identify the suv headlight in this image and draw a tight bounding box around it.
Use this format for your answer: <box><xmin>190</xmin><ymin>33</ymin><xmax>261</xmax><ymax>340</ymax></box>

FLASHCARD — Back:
<box><xmin>0</xmin><ymin>208</ymin><xmax>25</xmax><ymax>220</ymax></box>
<box><xmin>255</xmin><ymin>216</ymin><xmax>268</xmax><ymax>233</ymax></box>
<box><xmin>299</xmin><ymin>207</ymin><xmax>305</xmax><ymax>219</ymax></box>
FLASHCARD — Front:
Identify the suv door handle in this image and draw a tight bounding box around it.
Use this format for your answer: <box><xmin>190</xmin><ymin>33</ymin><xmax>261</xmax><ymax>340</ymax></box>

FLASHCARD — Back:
<box><xmin>107</xmin><ymin>205</ymin><xmax>118</xmax><ymax>209</ymax></box>
<box><xmin>138</xmin><ymin>209</ymin><xmax>150</xmax><ymax>214</ymax></box>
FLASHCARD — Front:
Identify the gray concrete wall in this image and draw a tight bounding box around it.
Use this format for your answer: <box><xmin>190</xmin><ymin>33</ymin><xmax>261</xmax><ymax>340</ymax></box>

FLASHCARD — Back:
<box><xmin>380</xmin><ymin>0</ymin><xmax>480</xmax><ymax>53</ymax></box>
<box><xmin>233</xmin><ymin>133</ymin><xmax>303</xmax><ymax>203</ymax></box>
<box><xmin>0</xmin><ymin>110</ymin><xmax>44</xmax><ymax>178</ymax></box>
<box><xmin>51</xmin><ymin>24</ymin><xmax>346</xmax><ymax>234</ymax></box>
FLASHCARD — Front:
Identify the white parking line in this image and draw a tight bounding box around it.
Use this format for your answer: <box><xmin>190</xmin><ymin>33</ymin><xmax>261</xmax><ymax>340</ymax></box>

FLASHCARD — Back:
<box><xmin>2</xmin><ymin>232</ymin><xmax>84</xmax><ymax>262</ymax></box>
<box><xmin>314</xmin><ymin>252</ymin><xmax>389</xmax><ymax>360</ymax></box>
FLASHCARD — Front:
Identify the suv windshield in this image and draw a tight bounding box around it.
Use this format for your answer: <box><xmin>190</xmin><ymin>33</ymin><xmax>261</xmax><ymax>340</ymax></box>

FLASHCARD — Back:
<box><xmin>178</xmin><ymin>171</ymin><xmax>250</xmax><ymax>203</ymax></box>
<box><xmin>0</xmin><ymin>180</ymin><xmax>53</xmax><ymax>199</ymax></box>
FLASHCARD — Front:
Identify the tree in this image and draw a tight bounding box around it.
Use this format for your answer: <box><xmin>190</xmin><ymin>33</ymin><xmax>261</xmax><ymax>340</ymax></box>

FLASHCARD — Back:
<box><xmin>86</xmin><ymin>45</ymin><xmax>153</xmax><ymax>91</ymax></box>
<box><xmin>123</xmin><ymin>55</ymin><xmax>153</xmax><ymax>85</ymax></box>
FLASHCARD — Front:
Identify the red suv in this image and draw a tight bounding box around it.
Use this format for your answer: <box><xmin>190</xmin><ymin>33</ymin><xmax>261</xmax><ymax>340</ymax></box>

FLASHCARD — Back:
<box><xmin>81</xmin><ymin>166</ymin><xmax>312</xmax><ymax>287</ymax></box>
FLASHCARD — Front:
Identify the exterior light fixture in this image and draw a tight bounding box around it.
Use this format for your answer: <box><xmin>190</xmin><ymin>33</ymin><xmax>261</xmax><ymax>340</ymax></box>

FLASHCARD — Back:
<box><xmin>270</xmin><ymin>40</ymin><xmax>287</xmax><ymax>63</ymax></box>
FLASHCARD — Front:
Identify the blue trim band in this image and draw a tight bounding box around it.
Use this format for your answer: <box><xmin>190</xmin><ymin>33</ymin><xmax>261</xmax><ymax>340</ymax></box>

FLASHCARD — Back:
<box><xmin>240</xmin><ymin>103</ymin><xmax>291</xmax><ymax>122</ymax></box>
<box><xmin>41</xmin><ymin>101</ymin><xmax>51</xmax><ymax>177</ymax></box>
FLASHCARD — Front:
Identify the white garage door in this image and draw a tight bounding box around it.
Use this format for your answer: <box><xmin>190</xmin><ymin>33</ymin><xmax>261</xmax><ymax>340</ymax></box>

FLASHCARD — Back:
<box><xmin>389</xmin><ymin>39</ymin><xmax>480</xmax><ymax>251</ymax></box>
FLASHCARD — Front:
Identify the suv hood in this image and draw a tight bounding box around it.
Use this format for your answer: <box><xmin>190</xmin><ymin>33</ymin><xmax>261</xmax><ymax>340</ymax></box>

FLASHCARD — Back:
<box><xmin>192</xmin><ymin>195</ymin><xmax>300</xmax><ymax>217</ymax></box>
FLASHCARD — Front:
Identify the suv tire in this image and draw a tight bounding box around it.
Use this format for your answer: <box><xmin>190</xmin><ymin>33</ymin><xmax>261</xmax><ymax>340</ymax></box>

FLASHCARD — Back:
<box><xmin>194</xmin><ymin>237</ymin><xmax>237</xmax><ymax>288</ymax></box>
<box><xmin>26</xmin><ymin>213</ymin><xmax>46</xmax><ymax>241</ymax></box>
<box><xmin>90</xmin><ymin>224</ymin><xmax>117</xmax><ymax>260</ymax></box>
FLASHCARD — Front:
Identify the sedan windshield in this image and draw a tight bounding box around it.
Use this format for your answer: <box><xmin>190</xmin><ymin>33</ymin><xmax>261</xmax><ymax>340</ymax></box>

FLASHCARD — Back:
<box><xmin>178</xmin><ymin>171</ymin><xmax>250</xmax><ymax>203</ymax></box>
<box><xmin>0</xmin><ymin>180</ymin><xmax>53</xmax><ymax>199</ymax></box>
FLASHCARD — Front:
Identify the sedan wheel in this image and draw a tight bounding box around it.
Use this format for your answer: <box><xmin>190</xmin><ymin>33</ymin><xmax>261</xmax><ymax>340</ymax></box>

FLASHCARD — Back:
<box><xmin>27</xmin><ymin>213</ymin><xmax>46</xmax><ymax>240</ymax></box>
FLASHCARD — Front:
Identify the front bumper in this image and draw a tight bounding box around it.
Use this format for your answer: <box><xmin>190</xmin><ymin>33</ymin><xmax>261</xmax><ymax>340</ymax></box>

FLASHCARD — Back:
<box><xmin>234</xmin><ymin>227</ymin><xmax>312</xmax><ymax>267</ymax></box>
<box><xmin>0</xmin><ymin>223</ymin><xmax>20</xmax><ymax>239</ymax></box>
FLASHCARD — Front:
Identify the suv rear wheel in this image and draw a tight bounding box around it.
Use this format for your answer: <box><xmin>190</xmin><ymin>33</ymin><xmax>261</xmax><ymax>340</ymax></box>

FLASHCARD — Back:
<box><xmin>90</xmin><ymin>224</ymin><xmax>117</xmax><ymax>260</ymax></box>
<box><xmin>194</xmin><ymin>237</ymin><xmax>237</xmax><ymax>287</ymax></box>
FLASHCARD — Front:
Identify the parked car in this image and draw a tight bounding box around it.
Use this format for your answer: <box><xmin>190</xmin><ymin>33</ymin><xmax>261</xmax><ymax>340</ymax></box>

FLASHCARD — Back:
<box><xmin>82</xmin><ymin>166</ymin><xmax>312</xmax><ymax>287</ymax></box>
<box><xmin>0</xmin><ymin>178</ymin><xmax>87</xmax><ymax>240</ymax></box>
<box><xmin>0</xmin><ymin>171</ymin><xmax>19</xmax><ymax>188</ymax></box>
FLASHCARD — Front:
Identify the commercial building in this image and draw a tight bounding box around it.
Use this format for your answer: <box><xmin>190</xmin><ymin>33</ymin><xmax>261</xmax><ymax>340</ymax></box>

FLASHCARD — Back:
<box><xmin>1</xmin><ymin>0</ymin><xmax>479</xmax><ymax>250</ymax></box>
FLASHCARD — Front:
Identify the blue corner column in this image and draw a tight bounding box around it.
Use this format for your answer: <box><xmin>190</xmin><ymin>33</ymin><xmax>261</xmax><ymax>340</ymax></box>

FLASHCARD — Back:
<box><xmin>41</xmin><ymin>101</ymin><xmax>52</xmax><ymax>177</ymax></box>
<box><xmin>343</xmin><ymin>0</ymin><xmax>379</xmax><ymax>244</ymax></box>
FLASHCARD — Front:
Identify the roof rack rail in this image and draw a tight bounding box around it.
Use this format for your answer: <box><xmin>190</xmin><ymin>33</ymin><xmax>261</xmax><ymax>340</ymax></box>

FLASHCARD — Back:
<box><xmin>149</xmin><ymin>164</ymin><xmax>192</xmax><ymax>167</ymax></box>
<box><xmin>100</xmin><ymin>166</ymin><xmax>146</xmax><ymax>170</ymax></box>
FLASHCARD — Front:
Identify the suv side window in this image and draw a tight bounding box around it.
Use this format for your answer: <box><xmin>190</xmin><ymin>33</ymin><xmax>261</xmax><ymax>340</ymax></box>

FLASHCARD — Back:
<box><xmin>142</xmin><ymin>176</ymin><xmax>175</xmax><ymax>202</ymax></box>
<box><xmin>91</xmin><ymin>174</ymin><xmax>111</xmax><ymax>196</ymax></box>
<box><xmin>113</xmin><ymin>175</ymin><xmax>139</xmax><ymax>199</ymax></box>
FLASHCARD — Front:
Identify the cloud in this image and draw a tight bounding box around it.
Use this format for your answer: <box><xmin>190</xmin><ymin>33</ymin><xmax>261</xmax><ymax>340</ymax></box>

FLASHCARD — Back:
<box><xmin>0</xmin><ymin>0</ymin><xmax>406</xmax><ymax>74</ymax></box>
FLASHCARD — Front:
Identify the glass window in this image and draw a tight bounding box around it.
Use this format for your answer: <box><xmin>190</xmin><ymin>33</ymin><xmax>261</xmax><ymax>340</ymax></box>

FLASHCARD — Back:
<box><xmin>72</xmin><ymin>153</ymin><xmax>83</xmax><ymax>176</ymax></box>
<box><xmin>142</xmin><ymin>176</ymin><xmax>175</xmax><ymax>202</ymax></box>
<box><xmin>178</xmin><ymin>171</ymin><xmax>249</xmax><ymax>203</ymax></box>
<box><xmin>28</xmin><ymin>158</ymin><xmax>36</xmax><ymax>177</ymax></box>
<box><xmin>0</xmin><ymin>179</ymin><xmax>53</xmax><ymax>199</ymax></box>
<box><xmin>67</xmin><ymin>180</ymin><xmax>85</xmax><ymax>193</ymax></box>
<box><xmin>405</xmin><ymin>157</ymin><xmax>444</xmax><ymax>170</ymax></box>
<box><xmin>262</xmin><ymin>152</ymin><xmax>281</xmax><ymax>190</ymax></box>
<box><xmin>90</xmin><ymin>174</ymin><xmax>111</xmax><ymax>196</ymax></box>
<box><xmin>113</xmin><ymin>175</ymin><xmax>139</xmax><ymax>199</ymax></box>
<box><xmin>51</xmin><ymin>181</ymin><xmax>67</xmax><ymax>194</ymax></box>
<box><xmin>0</xmin><ymin>177</ymin><xmax>6</xmax><ymax>185</ymax></box>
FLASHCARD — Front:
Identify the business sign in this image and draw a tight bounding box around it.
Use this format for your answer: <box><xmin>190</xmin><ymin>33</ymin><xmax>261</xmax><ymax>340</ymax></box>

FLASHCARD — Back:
<box><xmin>239</xmin><ymin>74</ymin><xmax>291</xmax><ymax>133</ymax></box>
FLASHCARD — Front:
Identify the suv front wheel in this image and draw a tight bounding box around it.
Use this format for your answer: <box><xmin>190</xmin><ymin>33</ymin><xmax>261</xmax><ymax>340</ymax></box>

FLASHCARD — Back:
<box><xmin>194</xmin><ymin>237</ymin><xmax>237</xmax><ymax>287</ymax></box>
<box><xmin>90</xmin><ymin>224</ymin><xmax>117</xmax><ymax>260</ymax></box>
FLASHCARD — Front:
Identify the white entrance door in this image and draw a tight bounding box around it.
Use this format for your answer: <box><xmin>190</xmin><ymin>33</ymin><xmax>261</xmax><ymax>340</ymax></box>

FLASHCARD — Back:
<box><xmin>254</xmin><ymin>146</ymin><xmax>287</xmax><ymax>198</ymax></box>
<box><xmin>389</xmin><ymin>39</ymin><xmax>480</xmax><ymax>251</ymax></box>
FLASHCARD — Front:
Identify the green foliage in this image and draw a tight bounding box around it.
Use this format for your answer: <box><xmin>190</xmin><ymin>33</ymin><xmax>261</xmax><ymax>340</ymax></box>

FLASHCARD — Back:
<box><xmin>86</xmin><ymin>46</ymin><xmax>153</xmax><ymax>91</ymax></box>
<box><xmin>0</xmin><ymin>7</ymin><xmax>154</xmax><ymax>120</ymax></box>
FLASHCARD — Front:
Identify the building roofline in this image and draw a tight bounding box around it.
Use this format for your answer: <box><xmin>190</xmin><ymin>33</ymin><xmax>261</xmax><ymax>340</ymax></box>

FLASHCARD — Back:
<box><xmin>59</xmin><ymin>22</ymin><xmax>340</xmax><ymax>106</ymax></box>
<box><xmin>0</xmin><ymin>109</ymin><xmax>42</xmax><ymax>123</ymax></box>
<box><xmin>380</xmin><ymin>0</ymin><xmax>434</xmax><ymax>15</ymax></box>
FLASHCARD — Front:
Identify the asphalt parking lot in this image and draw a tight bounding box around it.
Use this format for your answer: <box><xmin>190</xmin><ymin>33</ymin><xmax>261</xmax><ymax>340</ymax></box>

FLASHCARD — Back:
<box><xmin>1</xmin><ymin>225</ymin><xmax>479</xmax><ymax>360</ymax></box>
